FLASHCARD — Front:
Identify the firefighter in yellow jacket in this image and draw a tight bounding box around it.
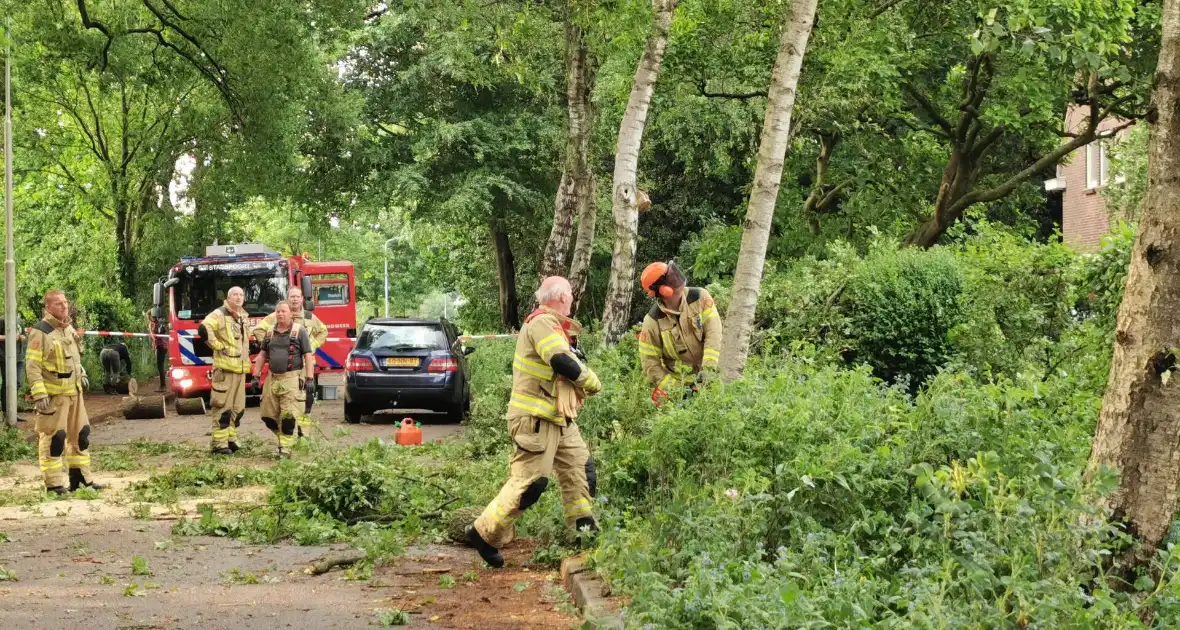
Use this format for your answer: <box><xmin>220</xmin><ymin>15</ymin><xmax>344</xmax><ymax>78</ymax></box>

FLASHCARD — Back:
<box><xmin>26</xmin><ymin>290</ymin><xmax>104</xmax><ymax>494</ymax></box>
<box><xmin>200</xmin><ymin>286</ymin><xmax>252</xmax><ymax>455</ymax></box>
<box><xmin>252</xmin><ymin>302</ymin><xmax>314</xmax><ymax>457</ymax></box>
<box><xmin>251</xmin><ymin>287</ymin><xmax>326</xmax><ymax>431</ymax></box>
<box><xmin>465</xmin><ymin>276</ymin><xmax>603</xmax><ymax>568</ymax></box>
<box><xmin>637</xmin><ymin>261</ymin><xmax>722</xmax><ymax>406</ymax></box>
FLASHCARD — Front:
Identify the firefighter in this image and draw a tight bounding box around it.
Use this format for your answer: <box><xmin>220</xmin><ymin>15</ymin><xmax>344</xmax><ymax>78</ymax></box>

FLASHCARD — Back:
<box><xmin>465</xmin><ymin>276</ymin><xmax>603</xmax><ymax>569</ymax></box>
<box><xmin>200</xmin><ymin>286</ymin><xmax>251</xmax><ymax>455</ymax></box>
<box><xmin>26</xmin><ymin>290</ymin><xmax>104</xmax><ymax>494</ymax></box>
<box><xmin>637</xmin><ymin>261</ymin><xmax>723</xmax><ymax>406</ymax></box>
<box><xmin>252</xmin><ymin>302</ymin><xmax>314</xmax><ymax>457</ymax></box>
<box><xmin>251</xmin><ymin>287</ymin><xmax>324</xmax><ymax>433</ymax></box>
<box><xmin>98</xmin><ymin>342</ymin><xmax>133</xmax><ymax>394</ymax></box>
<box><xmin>146</xmin><ymin>309</ymin><xmax>169</xmax><ymax>392</ymax></box>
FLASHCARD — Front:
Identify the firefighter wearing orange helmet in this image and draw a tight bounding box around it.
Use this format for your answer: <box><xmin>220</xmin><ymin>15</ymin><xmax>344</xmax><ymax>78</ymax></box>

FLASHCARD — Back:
<box><xmin>637</xmin><ymin>261</ymin><xmax>722</xmax><ymax>405</ymax></box>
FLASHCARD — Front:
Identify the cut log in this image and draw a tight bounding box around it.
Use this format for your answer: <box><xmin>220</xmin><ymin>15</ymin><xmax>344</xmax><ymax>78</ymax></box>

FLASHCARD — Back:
<box><xmin>304</xmin><ymin>550</ymin><xmax>367</xmax><ymax>576</ymax></box>
<box><xmin>122</xmin><ymin>395</ymin><xmax>167</xmax><ymax>420</ymax></box>
<box><xmin>174</xmin><ymin>397</ymin><xmax>206</xmax><ymax>416</ymax></box>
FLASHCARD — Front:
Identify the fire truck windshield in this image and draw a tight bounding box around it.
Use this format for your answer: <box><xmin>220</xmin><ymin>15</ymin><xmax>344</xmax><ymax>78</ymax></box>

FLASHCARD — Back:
<box><xmin>173</xmin><ymin>262</ymin><xmax>288</xmax><ymax>320</ymax></box>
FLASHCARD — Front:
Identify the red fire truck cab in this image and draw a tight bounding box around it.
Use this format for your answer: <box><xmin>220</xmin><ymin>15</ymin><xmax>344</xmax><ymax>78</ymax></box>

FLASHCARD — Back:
<box><xmin>151</xmin><ymin>243</ymin><xmax>357</xmax><ymax>399</ymax></box>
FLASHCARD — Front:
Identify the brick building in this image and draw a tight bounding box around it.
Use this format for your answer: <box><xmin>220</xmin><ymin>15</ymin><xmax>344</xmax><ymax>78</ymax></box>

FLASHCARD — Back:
<box><xmin>1045</xmin><ymin>106</ymin><xmax>1130</xmax><ymax>250</ymax></box>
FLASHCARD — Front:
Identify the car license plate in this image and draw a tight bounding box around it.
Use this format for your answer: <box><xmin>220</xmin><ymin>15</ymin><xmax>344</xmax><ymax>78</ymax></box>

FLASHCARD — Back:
<box><xmin>384</xmin><ymin>357</ymin><xmax>419</xmax><ymax>368</ymax></box>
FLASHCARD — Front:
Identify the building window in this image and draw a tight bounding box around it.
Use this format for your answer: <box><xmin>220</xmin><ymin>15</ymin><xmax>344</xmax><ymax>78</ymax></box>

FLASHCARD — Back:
<box><xmin>1086</xmin><ymin>141</ymin><xmax>1112</xmax><ymax>190</ymax></box>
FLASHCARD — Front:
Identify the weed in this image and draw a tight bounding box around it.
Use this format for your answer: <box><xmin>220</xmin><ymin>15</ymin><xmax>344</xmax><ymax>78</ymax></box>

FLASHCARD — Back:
<box><xmin>130</xmin><ymin>503</ymin><xmax>152</xmax><ymax>519</ymax></box>
<box><xmin>438</xmin><ymin>574</ymin><xmax>456</xmax><ymax>589</ymax></box>
<box><xmin>0</xmin><ymin>565</ymin><xmax>16</xmax><ymax>581</ymax></box>
<box><xmin>73</xmin><ymin>486</ymin><xmax>100</xmax><ymax>500</ymax></box>
<box><xmin>513</xmin><ymin>580</ymin><xmax>530</xmax><ymax>593</ymax></box>
<box><xmin>0</xmin><ymin>426</ymin><xmax>33</xmax><ymax>462</ymax></box>
<box><xmin>463</xmin><ymin>570</ymin><xmax>479</xmax><ymax>583</ymax></box>
<box><xmin>374</xmin><ymin>608</ymin><xmax>411</xmax><ymax>626</ymax></box>
<box><xmin>131</xmin><ymin>462</ymin><xmax>269</xmax><ymax>503</ymax></box>
<box><xmin>123</xmin><ymin>583</ymin><xmax>144</xmax><ymax>597</ymax></box>
<box><xmin>131</xmin><ymin>556</ymin><xmax>151</xmax><ymax>576</ymax></box>
<box><xmin>0</xmin><ymin>532</ymin><xmax>8</xmax><ymax>543</ymax></box>
<box><xmin>99</xmin><ymin>573</ymin><xmax>115</xmax><ymax>585</ymax></box>
<box><xmin>221</xmin><ymin>567</ymin><xmax>260</xmax><ymax>585</ymax></box>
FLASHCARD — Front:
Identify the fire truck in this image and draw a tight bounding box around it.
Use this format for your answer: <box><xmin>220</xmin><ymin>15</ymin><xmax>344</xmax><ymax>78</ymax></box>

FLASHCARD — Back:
<box><xmin>150</xmin><ymin>243</ymin><xmax>357</xmax><ymax>399</ymax></box>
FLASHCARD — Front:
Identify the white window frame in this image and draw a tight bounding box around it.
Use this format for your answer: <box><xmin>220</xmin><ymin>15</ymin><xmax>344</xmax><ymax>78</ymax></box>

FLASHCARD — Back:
<box><xmin>1086</xmin><ymin>141</ymin><xmax>1113</xmax><ymax>190</ymax></box>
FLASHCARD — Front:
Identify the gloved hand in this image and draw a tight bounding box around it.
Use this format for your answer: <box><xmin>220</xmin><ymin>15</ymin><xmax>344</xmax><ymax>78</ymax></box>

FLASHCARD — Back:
<box><xmin>651</xmin><ymin>387</ymin><xmax>669</xmax><ymax>408</ymax></box>
<box><xmin>81</xmin><ymin>374</ymin><xmax>89</xmax><ymax>391</ymax></box>
<box><xmin>34</xmin><ymin>397</ymin><xmax>52</xmax><ymax>414</ymax></box>
<box><xmin>303</xmin><ymin>378</ymin><xmax>316</xmax><ymax>397</ymax></box>
<box><xmin>697</xmin><ymin>368</ymin><xmax>717</xmax><ymax>386</ymax></box>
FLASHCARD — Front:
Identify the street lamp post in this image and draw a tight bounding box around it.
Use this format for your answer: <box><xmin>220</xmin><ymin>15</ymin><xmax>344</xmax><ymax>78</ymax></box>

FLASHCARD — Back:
<box><xmin>4</xmin><ymin>20</ymin><xmax>16</xmax><ymax>427</ymax></box>
<box><xmin>383</xmin><ymin>237</ymin><xmax>397</xmax><ymax>318</ymax></box>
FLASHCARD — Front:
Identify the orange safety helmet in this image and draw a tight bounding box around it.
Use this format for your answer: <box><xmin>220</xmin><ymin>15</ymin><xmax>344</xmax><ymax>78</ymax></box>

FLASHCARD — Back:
<box><xmin>640</xmin><ymin>261</ymin><xmax>685</xmax><ymax>299</ymax></box>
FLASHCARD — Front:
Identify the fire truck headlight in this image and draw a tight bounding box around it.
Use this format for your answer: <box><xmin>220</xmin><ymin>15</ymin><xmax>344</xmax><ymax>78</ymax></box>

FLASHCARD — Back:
<box><xmin>171</xmin><ymin>368</ymin><xmax>187</xmax><ymax>380</ymax></box>
<box><xmin>180</xmin><ymin>379</ymin><xmax>194</xmax><ymax>389</ymax></box>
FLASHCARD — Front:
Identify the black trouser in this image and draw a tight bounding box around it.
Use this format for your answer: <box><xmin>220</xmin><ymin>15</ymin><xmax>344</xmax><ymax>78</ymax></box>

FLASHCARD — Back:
<box><xmin>155</xmin><ymin>347</ymin><xmax>168</xmax><ymax>386</ymax></box>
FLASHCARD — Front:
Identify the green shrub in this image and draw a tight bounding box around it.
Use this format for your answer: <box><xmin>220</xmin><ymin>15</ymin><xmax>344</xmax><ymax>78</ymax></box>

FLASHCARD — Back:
<box><xmin>0</xmin><ymin>427</ymin><xmax>33</xmax><ymax>462</ymax></box>
<box><xmin>948</xmin><ymin>222</ymin><xmax>1082</xmax><ymax>379</ymax></box>
<box><xmin>841</xmin><ymin>246</ymin><xmax>963</xmax><ymax>389</ymax></box>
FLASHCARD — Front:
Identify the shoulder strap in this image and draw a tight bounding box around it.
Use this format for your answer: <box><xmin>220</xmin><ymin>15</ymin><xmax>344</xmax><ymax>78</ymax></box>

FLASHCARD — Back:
<box><xmin>647</xmin><ymin>303</ymin><xmax>665</xmax><ymax>320</ymax></box>
<box><xmin>33</xmin><ymin>320</ymin><xmax>53</xmax><ymax>334</ymax></box>
<box><xmin>687</xmin><ymin>287</ymin><xmax>702</xmax><ymax>304</ymax></box>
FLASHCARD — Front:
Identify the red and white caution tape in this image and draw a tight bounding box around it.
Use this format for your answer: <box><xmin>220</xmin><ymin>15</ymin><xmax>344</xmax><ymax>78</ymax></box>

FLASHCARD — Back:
<box><xmin>457</xmin><ymin>334</ymin><xmax>518</xmax><ymax>342</ymax></box>
<box><xmin>76</xmin><ymin>330</ymin><xmax>169</xmax><ymax>339</ymax></box>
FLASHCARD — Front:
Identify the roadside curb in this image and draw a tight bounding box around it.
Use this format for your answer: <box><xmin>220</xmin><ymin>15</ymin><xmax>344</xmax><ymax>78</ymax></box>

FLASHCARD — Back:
<box><xmin>561</xmin><ymin>555</ymin><xmax>623</xmax><ymax>629</ymax></box>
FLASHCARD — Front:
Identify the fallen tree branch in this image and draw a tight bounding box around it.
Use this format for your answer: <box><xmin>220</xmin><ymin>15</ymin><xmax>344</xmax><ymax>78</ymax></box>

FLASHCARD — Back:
<box><xmin>305</xmin><ymin>550</ymin><xmax>368</xmax><ymax>576</ymax></box>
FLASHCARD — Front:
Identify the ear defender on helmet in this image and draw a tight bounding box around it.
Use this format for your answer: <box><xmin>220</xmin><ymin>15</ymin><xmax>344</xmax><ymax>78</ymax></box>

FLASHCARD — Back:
<box><xmin>640</xmin><ymin>261</ymin><xmax>686</xmax><ymax>299</ymax></box>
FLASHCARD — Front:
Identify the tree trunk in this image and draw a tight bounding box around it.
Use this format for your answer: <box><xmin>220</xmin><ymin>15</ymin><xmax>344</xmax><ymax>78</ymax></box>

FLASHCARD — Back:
<box><xmin>1086</xmin><ymin>3</ymin><xmax>1180</xmax><ymax>561</ymax></box>
<box><xmin>122</xmin><ymin>395</ymin><xmax>167</xmax><ymax>420</ymax></box>
<box><xmin>175</xmin><ymin>397</ymin><xmax>207</xmax><ymax>416</ymax></box>
<box><xmin>114</xmin><ymin>188</ymin><xmax>137</xmax><ymax>301</ymax></box>
<box><xmin>491</xmin><ymin>223</ymin><xmax>521</xmax><ymax>331</ymax></box>
<box><xmin>568</xmin><ymin>181</ymin><xmax>597</xmax><ymax>315</ymax></box>
<box><xmin>717</xmin><ymin>0</ymin><xmax>818</xmax><ymax>382</ymax></box>
<box><xmin>905</xmin><ymin>148</ymin><xmax>979</xmax><ymax>247</ymax></box>
<box><xmin>600</xmin><ymin>0</ymin><xmax>677</xmax><ymax>344</ymax></box>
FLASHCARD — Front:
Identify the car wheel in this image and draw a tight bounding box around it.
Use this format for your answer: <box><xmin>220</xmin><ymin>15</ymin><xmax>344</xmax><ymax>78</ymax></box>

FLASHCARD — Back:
<box><xmin>344</xmin><ymin>401</ymin><xmax>364</xmax><ymax>424</ymax></box>
<box><xmin>446</xmin><ymin>401</ymin><xmax>466</xmax><ymax>424</ymax></box>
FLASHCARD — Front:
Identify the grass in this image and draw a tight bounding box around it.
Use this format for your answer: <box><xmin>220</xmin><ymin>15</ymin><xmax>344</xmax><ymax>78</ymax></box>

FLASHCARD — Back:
<box><xmin>131</xmin><ymin>556</ymin><xmax>151</xmax><ymax>576</ymax></box>
<box><xmin>375</xmin><ymin>608</ymin><xmax>411</xmax><ymax>626</ymax></box>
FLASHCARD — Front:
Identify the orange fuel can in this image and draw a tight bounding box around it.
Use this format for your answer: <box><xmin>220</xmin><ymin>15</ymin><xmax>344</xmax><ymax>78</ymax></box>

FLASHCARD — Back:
<box><xmin>395</xmin><ymin>418</ymin><xmax>423</xmax><ymax>446</ymax></box>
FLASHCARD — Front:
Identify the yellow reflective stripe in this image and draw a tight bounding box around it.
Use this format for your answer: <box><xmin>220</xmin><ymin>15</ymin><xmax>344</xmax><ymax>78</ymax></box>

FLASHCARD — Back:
<box><xmin>39</xmin><ymin>459</ymin><xmax>63</xmax><ymax>471</ymax></box>
<box><xmin>658</xmin><ymin>374</ymin><xmax>677</xmax><ymax>390</ymax></box>
<box><xmin>638</xmin><ymin>342</ymin><xmax>661</xmax><ymax>357</ymax></box>
<box><xmin>29</xmin><ymin>382</ymin><xmax>48</xmax><ymax>396</ymax></box>
<box><xmin>661</xmin><ymin>331</ymin><xmax>678</xmax><ymax>359</ymax></box>
<box><xmin>52</xmin><ymin>340</ymin><xmax>66</xmax><ymax>373</ymax></box>
<box><xmin>513</xmin><ymin>355</ymin><xmax>554</xmax><ymax>380</ymax></box>
<box><xmin>212</xmin><ymin>428</ymin><xmax>232</xmax><ymax>439</ymax></box>
<box><xmin>44</xmin><ymin>382</ymin><xmax>79</xmax><ymax>395</ymax></box>
<box><xmin>700</xmin><ymin>306</ymin><xmax>718</xmax><ymax>322</ymax></box>
<box><xmin>564</xmin><ymin>498</ymin><xmax>592</xmax><ymax>517</ymax></box>
<box><xmin>488</xmin><ymin>502</ymin><xmax>510</xmax><ymax>525</ymax></box>
<box><xmin>702</xmin><ymin>349</ymin><xmax>720</xmax><ymax>366</ymax></box>
<box><xmin>66</xmin><ymin>455</ymin><xmax>91</xmax><ymax>466</ymax></box>
<box><xmin>581</xmin><ymin>372</ymin><xmax>601</xmax><ymax>391</ymax></box>
<box><xmin>509</xmin><ymin>392</ymin><xmax>560</xmax><ymax>420</ymax></box>
<box><xmin>535</xmin><ymin>334</ymin><xmax>568</xmax><ymax>361</ymax></box>
<box><xmin>26</xmin><ymin>349</ymin><xmax>43</xmax><ymax>361</ymax></box>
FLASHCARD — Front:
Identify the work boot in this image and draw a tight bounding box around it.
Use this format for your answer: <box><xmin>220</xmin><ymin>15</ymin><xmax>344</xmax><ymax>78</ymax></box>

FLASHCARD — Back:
<box><xmin>45</xmin><ymin>486</ymin><xmax>68</xmax><ymax>496</ymax></box>
<box><xmin>211</xmin><ymin>447</ymin><xmax>233</xmax><ymax>455</ymax></box>
<box><xmin>69</xmin><ymin>469</ymin><xmax>106</xmax><ymax>492</ymax></box>
<box><xmin>465</xmin><ymin>525</ymin><xmax>504</xmax><ymax>568</ymax></box>
<box><xmin>574</xmin><ymin>517</ymin><xmax>599</xmax><ymax>533</ymax></box>
<box><xmin>228</xmin><ymin>442</ymin><xmax>240</xmax><ymax>454</ymax></box>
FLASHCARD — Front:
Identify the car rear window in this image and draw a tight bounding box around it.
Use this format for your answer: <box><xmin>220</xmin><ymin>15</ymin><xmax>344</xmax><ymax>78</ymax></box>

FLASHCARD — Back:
<box><xmin>358</xmin><ymin>324</ymin><xmax>448</xmax><ymax>351</ymax></box>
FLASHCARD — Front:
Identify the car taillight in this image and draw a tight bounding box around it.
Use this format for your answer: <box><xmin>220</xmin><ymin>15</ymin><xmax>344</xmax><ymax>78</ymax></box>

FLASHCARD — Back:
<box><xmin>170</xmin><ymin>368</ymin><xmax>189</xmax><ymax>380</ymax></box>
<box><xmin>347</xmin><ymin>355</ymin><xmax>376</xmax><ymax>372</ymax></box>
<box><xmin>428</xmin><ymin>357</ymin><xmax>458</xmax><ymax>373</ymax></box>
